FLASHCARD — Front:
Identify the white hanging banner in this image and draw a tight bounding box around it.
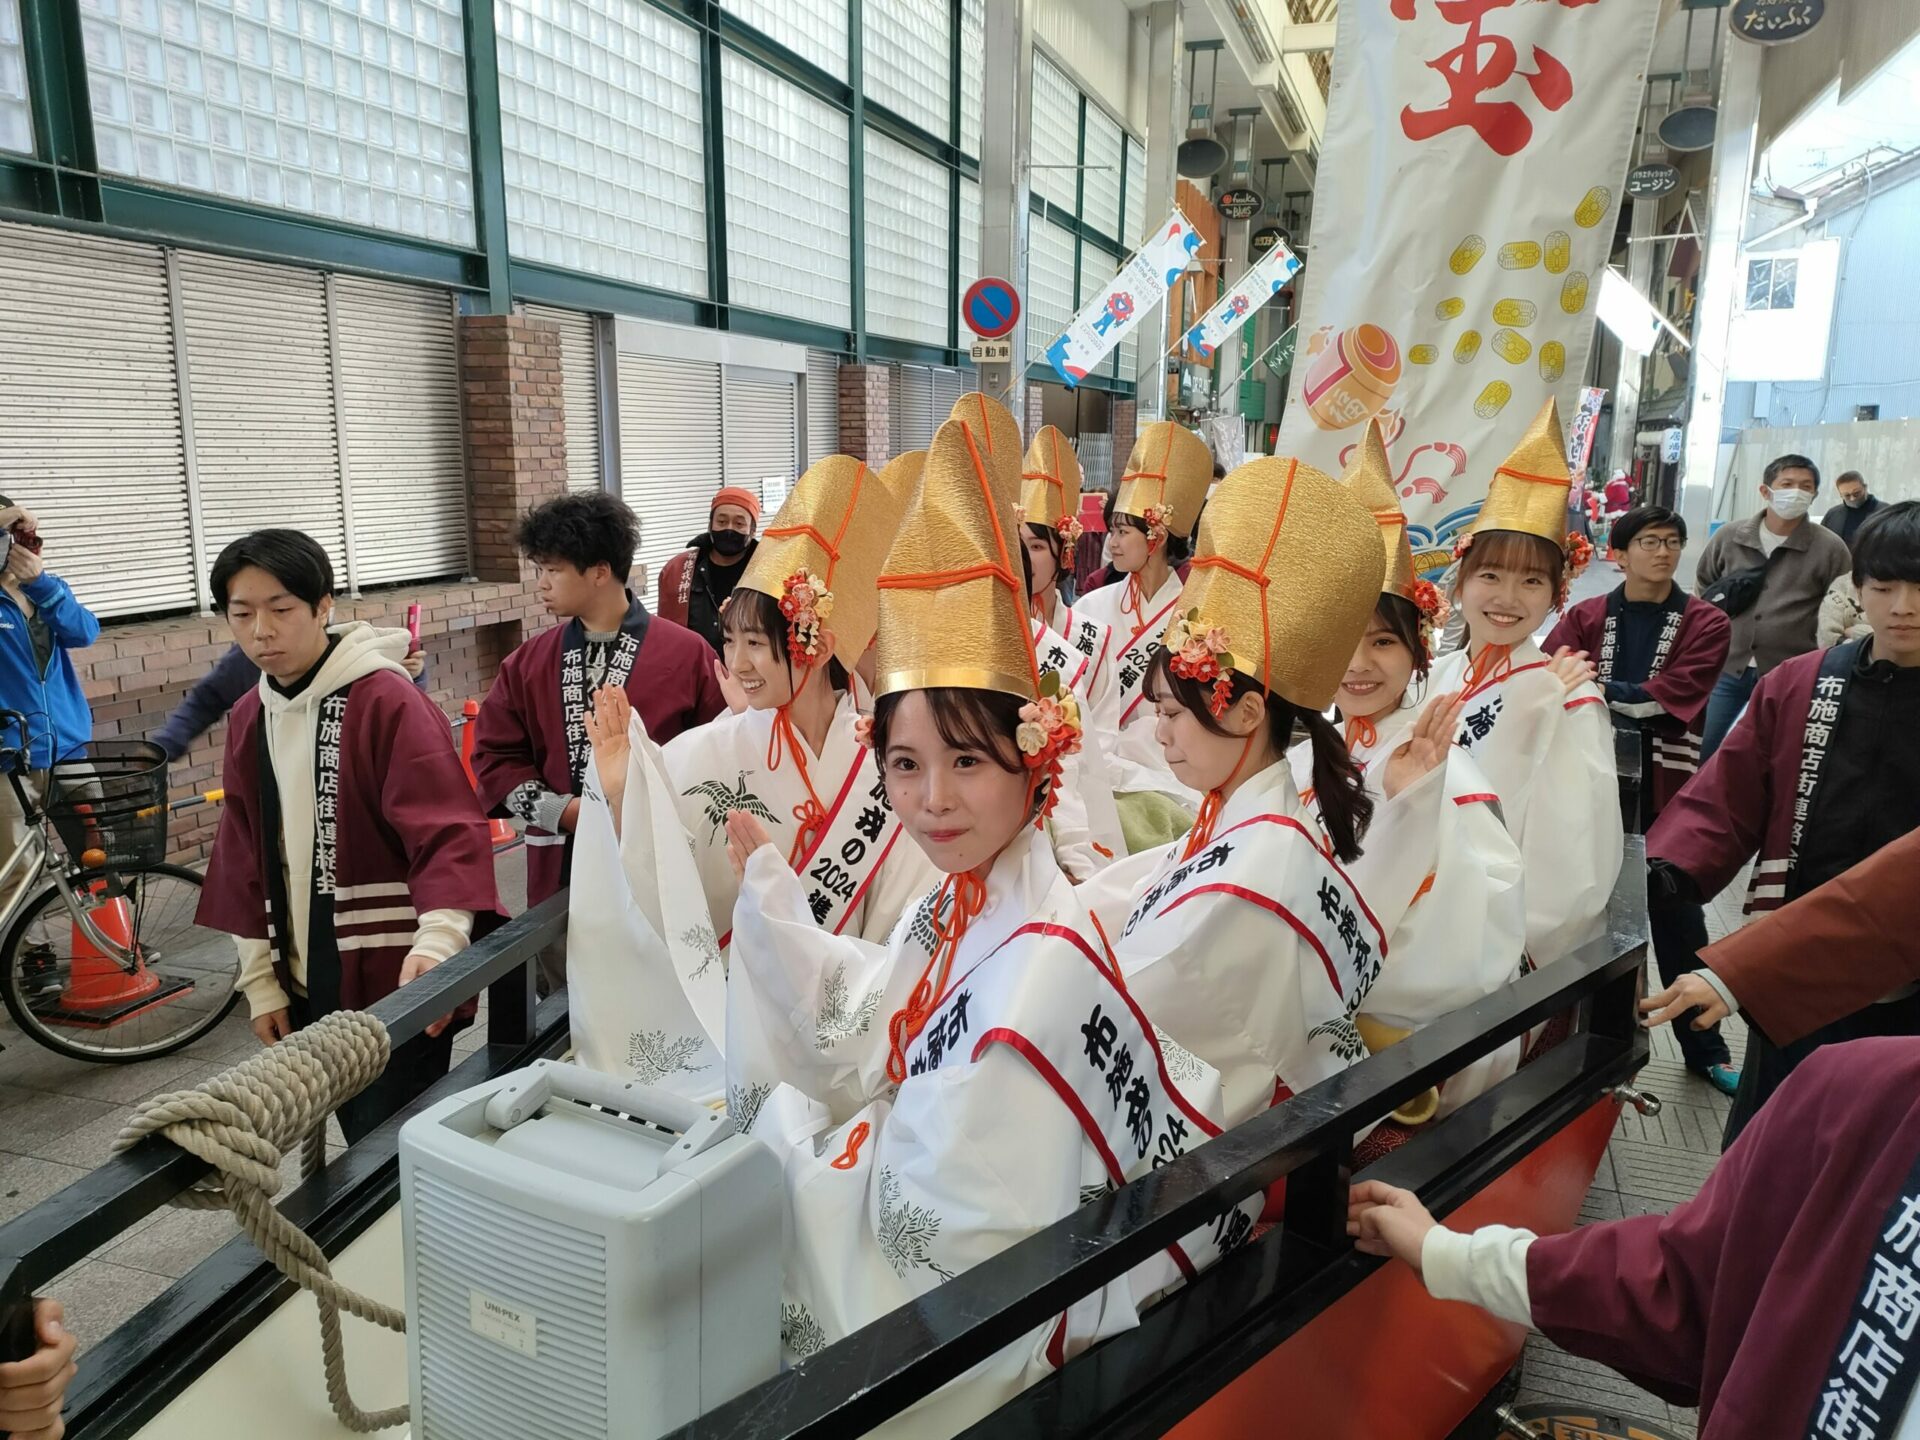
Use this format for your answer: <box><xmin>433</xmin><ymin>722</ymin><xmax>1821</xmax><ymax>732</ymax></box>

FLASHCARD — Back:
<box><xmin>1045</xmin><ymin>207</ymin><xmax>1203</xmax><ymax>389</ymax></box>
<box><xmin>1276</xmin><ymin>0</ymin><xmax>1661</xmax><ymax>581</ymax></box>
<box><xmin>1182</xmin><ymin>243</ymin><xmax>1302</xmax><ymax>361</ymax></box>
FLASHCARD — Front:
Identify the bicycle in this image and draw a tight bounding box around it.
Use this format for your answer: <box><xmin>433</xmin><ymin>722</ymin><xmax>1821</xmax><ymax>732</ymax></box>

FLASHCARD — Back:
<box><xmin>0</xmin><ymin>709</ymin><xmax>239</xmax><ymax>1063</ymax></box>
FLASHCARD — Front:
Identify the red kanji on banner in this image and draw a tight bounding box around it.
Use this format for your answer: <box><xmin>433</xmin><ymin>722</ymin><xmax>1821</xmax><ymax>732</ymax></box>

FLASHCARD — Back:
<box><xmin>1394</xmin><ymin>0</ymin><xmax>1595</xmax><ymax>157</ymax></box>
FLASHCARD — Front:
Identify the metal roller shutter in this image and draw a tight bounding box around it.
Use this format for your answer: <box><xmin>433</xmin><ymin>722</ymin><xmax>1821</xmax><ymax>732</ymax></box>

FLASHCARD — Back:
<box><xmin>889</xmin><ymin>364</ymin><xmax>935</xmax><ymax>454</ymax></box>
<box><xmin>175</xmin><ymin>253</ymin><xmax>345</xmax><ymax>576</ymax></box>
<box><xmin>618</xmin><ymin>353</ymin><xmax>723</xmax><ymax>584</ymax></box>
<box><xmin>723</xmin><ymin>368</ymin><xmax>798</xmax><ymax>508</ymax></box>
<box><xmin>524</xmin><ymin>304</ymin><xmax>602</xmax><ymax>493</ymax></box>
<box><xmin>804</xmin><ymin>348</ymin><xmax>840</xmax><ymax>466</ymax></box>
<box><xmin>931</xmin><ymin>365</ymin><xmax>972</xmax><ymax>424</ymax></box>
<box><xmin>335</xmin><ymin>276</ymin><xmax>468</xmax><ymax>586</ymax></box>
<box><xmin>0</xmin><ymin>222</ymin><xmax>196</xmax><ymax>617</ymax></box>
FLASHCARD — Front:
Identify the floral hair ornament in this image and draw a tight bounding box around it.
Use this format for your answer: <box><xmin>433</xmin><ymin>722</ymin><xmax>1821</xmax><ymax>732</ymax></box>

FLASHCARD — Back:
<box><xmin>1057</xmin><ymin>512</ymin><xmax>1085</xmax><ymax>547</ymax></box>
<box><xmin>1410</xmin><ymin>577</ymin><xmax>1450</xmax><ymax>657</ymax></box>
<box><xmin>1139</xmin><ymin>502</ymin><xmax>1176</xmax><ymax>546</ymax></box>
<box><xmin>1014</xmin><ymin>670</ymin><xmax>1083</xmax><ymax>824</ymax></box>
<box><xmin>1450</xmin><ymin>530</ymin><xmax>1475</xmax><ymax>563</ymax></box>
<box><xmin>1165</xmin><ymin>606</ymin><xmax>1239</xmax><ymax>719</ymax></box>
<box><xmin>779</xmin><ymin>567</ymin><xmax>835</xmax><ymax>664</ymax></box>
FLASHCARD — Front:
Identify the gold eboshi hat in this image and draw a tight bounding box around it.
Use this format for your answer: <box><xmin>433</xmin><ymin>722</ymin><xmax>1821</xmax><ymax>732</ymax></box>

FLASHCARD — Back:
<box><xmin>1020</xmin><ymin>425</ymin><xmax>1085</xmax><ymax>535</ymax></box>
<box><xmin>1465</xmin><ymin>397</ymin><xmax>1576</xmax><ymax>553</ymax></box>
<box><xmin>1164</xmin><ymin>455</ymin><xmax>1385</xmax><ymax>713</ymax></box>
<box><xmin>740</xmin><ymin>454</ymin><xmax>908</xmax><ymax>672</ymax></box>
<box><xmin>1114</xmin><ymin>421</ymin><xmax>1212</xmax><ymax>542</ymax></box>
<box><xmin>876</xmin><ymin>393</ymin><xmax>1036</xmax><ymax>701</ymax></box>
<box><xmin>1341</xmin><ymin>419</ymin><xmax>1416</xmax><ymax>601</ymax></box>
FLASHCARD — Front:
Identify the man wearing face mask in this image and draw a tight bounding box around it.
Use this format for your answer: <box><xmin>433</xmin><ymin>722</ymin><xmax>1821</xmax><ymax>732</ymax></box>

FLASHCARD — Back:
<box><xmin>1821</xmin><ymin>470</ymin><xmax>1884</xmax><ymax>552</ymax></box>
<box><xmin>1691</xmin><ymin>454</ymin><xmax>1851</xmax><ymax>760</ymax></box>
<box><xmin>656</xmin><ymin>486</ymin><xmax>760</xmax><ymax>655</ymax></box>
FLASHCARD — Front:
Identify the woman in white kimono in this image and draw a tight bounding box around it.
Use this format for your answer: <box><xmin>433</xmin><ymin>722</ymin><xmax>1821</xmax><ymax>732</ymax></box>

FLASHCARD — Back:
<box><xmin>1426</xmin><ymin>398</ymin><xmax>1623</xmax><ymax>970</ymax></box>
<box><xmin>1082</xmin><ymin>454</ymin><xmax>1453</xmax><ymax>1129</ymax></box>
<box><xmin>1300</xmin><ymin>421</ymin><xmax>1529</xmax><ymax>1124</ymax></box>
<box><xmin>1073</xmin><ymin>421</ymin><xmax>1215</xmax><ymax>846</ymax></box>
<box><xmin>1021</xmin><ymin>425</ymin><xmax>1116</xmax><ymax>720</ymax></box>
<box><xmin>718</xmin><ymin>393</ymin><xmax>1246</xmax><ymax>1435</ymax></box>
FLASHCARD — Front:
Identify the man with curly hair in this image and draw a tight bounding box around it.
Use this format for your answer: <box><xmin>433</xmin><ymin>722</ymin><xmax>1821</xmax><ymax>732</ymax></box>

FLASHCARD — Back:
<box><xmin>472</xmin><ymin>493</ymin><xmax>724</xmax><ymax>985</ymax></box>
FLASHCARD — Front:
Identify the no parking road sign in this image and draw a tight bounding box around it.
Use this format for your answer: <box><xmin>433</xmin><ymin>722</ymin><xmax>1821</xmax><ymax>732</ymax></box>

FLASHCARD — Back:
<box><xmin>964</xmin><ymin>277</ymin><xmax>1021</xmax><ymax>339</ymax></box>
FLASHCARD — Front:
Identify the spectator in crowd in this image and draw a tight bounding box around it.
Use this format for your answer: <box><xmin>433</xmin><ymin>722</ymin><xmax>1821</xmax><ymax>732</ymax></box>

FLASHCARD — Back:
<box><xmin>655</xmin><ymin>486</ymin><xmax>760</xmax><ymax>655</ymax></box>
<box><xmin>0</xmin><ymin>499</ymin><xmax>101</xmax><ymax>998</ymax></box>
<box><xmin>0</xmin><ymin>1297</ymin><xmax>71</xmax><ymax>1440</ymax></box>
<box><xmin>195</xmin><ymin>530</ymin><xmax>501</xmax><ymax>1142</ymax></box>
<box><xmin>1602</xmin><ymin>468</ymin><xmax>1632</xmax><ymax>537</ymax></box>
<box><xmin>1818</xmin><ymin>571</ymin><xmax>1872</xmax><ymax>649</ymax></box>
<box><xmin>1691</xmin><ymin>454</ymin><xmax>1852</xmax><ymax>760</ymax></box>
<box><xmin>1821</xmin><ymin>469</ymin><xmax>1884</xmax><ymax>551</ymax></box>
<box><xmin>472</xmin><ymin>492</ymin><xmax>723</xmax><ymax>990</ymax></box>
<box><xmin>1566</xmin><ymin>470</ymin><xmax>1591</xmax><ymax>544</ymax></box>
<box><xmin>151</xmin><ymin>641</ymin><xmax>425</xmax><ymax>762</ymax></box>
<box><xmin>1546</xmin><ymin>504</ymin><xmax>1736</xmax><ymax>1093</ymax></box>
<box><xmin>1347</xmin><ymin>1038</ymin><xmax>1920</xmax><ymax>1440</ymax></box>
<box><xmin>1650</xmin><ymin>501</ymin><xmax>1920</xmax><ymax>1144</ymax></box>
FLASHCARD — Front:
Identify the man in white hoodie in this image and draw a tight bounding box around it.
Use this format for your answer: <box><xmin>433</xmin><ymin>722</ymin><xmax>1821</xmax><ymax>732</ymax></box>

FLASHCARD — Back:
<box><xmin>196</xmin><ymin>531</ymin><xmax>501</xmax><ymax>1142</ymax></box>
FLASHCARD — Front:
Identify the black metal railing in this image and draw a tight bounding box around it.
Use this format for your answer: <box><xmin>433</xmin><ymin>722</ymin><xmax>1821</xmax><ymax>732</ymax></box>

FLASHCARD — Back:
<box><xmin>1</xmin><ymin>746</ymin><xmax>1654</xmax><ymax>1440</ymax></box>
<box><xmin>656</xmin><ymin>838</ymin><xmax>1650</xmax><ymax>1440</ymax></box>
<box><xmin>0</xmin><ymin>890</ymin><xmax>568</xmax><ymax>1438</ymax></box>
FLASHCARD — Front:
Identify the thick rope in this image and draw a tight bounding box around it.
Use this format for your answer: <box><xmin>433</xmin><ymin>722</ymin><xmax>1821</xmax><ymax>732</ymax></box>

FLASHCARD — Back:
<box><xmin>111</xmin><ymin>1010</ymin><xmax>407</xmax><ymax>1432</ymax></box>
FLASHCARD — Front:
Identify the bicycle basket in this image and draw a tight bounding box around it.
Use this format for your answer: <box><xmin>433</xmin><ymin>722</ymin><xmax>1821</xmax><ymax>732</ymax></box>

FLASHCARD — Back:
<box><xmin>45</xmin><ymin>741</ymin><xmax>170</xmax><ymax>871</ymax></box>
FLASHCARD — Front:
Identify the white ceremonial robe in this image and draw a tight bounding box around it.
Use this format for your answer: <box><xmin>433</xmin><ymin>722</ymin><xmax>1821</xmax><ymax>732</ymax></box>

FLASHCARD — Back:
<box><xmin>733</xmin><ymin>829</ymin><xmax>1252</xmax><ymax>1436</ymax></box>
<box><xmin>661</xmin><ymin>692</ymin><xmax>938</xmax><ymax>949</ymax></box>
<box><xmin>1294</xmin><ymin>704</ymin><xmax>1529</xmax><ymax>1117</ymax></box>
<box><xmin>1031</xmin><ymin>617</ymin><xmax>1126</xmax><ymax>881</ymax></box>
<box><xmin>1079</xmin><ymin>761</ymin><xmax>1411</xmax><ymax>1127</ymax></box>
<box><xmin>1075</xmin><ymin>572</ymin><xmax>1199</xmax><ymax>809</ymax></box>
<box><xmin>1034</xmin><ymin>594</ymin><xmax>1118</xmax><ymax>723</ymax></box>
<box><xmin>1427</xmin><ymin>639</ymin><xmax>1623</xmax><ymax>969</ymax></box>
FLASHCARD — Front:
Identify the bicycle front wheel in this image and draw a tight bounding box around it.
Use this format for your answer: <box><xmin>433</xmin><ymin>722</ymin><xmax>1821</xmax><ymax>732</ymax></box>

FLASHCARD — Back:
<box><xmin>0</xmin><ymin>863</ymin><xmax>239</xmax><ymax>1063</ymax></box>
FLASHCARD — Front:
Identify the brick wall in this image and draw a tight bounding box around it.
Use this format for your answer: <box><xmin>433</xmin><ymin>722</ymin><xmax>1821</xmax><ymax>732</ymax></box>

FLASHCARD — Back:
<box><xmin>1110</xmin><ymin>398</ymin><xmax>1138</xmax><ymax>491</ymax></box>
<box><xmin>82</xmin><ymin>311</ymin><xmax>574</xmax><ymax>864</ymax></box>
<box><xmin>837</xmin><ymin>364</ymin><xmax>891</xmax><ymax>462</ymax></box>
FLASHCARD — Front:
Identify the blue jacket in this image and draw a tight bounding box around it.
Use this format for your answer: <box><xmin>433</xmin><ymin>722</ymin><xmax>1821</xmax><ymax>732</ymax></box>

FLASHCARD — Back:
<box><xmin>152</xmin><ymin>641</ymin><xmax>435</xmax><ymax>761</ymax></box>
<box><xmin>0</xmin><ymin>573</ymin><xmax>101</xmax><ymax>770</ymax></box>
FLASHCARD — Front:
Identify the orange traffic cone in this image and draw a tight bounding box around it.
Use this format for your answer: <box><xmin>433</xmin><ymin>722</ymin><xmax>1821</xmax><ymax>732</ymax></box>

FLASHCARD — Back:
<box><xmin>64</xmin><ymin>886</ymin><xmax>161</xmax><ymax>1010</ymax></box>
<box><xmin>459</xmin><ymin>699</ymin><xmax>519</xmax><ymax>849</ymax></box>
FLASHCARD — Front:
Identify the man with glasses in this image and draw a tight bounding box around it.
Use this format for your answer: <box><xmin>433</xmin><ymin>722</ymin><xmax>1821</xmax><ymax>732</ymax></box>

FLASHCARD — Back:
<box><xmin>1548</xmin><ymin>505</ymin><xmax>1737</xmax><ymax>1092</ymax></box>
<box><xmin>1692</xmin><ymin>455</ymin><xmax>1851</xmax><ymax>760</ymax></box>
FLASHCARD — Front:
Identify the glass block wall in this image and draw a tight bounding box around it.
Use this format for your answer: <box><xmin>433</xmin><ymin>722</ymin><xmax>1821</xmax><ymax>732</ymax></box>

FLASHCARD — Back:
<box><xmin>79</xmin><ymin>0</ymin><xmax>475</xmax><ymax>245</ymax></box>
<box><xmin>0</xmin><ymin>0</ymin><xmax>29</xmax><ymax>155</ymax></box>
<box><xmin>865</xmin><ymin>127</ymin><xmax>948</xmax><ymax>345</ymax></box>
<box><xmin>1026</xmin><ymin>216</ymin><xmax>1074</xmax><ymax>367</ymax></box>
<box><xmin>721</xmin><ymin>48</ymin><xmax>851</xmax><ymax>328</ymax></box>
<box><xmin>864</xmin><ymin>0</ymin><xmax>947</xmax><ymax>137</ymax></box>
<box><xmin>726</xmin><ymin>0</ymin><xmax>846</xmax><ymax>81</ymax></box>
<box><xmin>497</xmin><ymin>0</ymin><xmax>706</xmax><ymax>295</ymax></box>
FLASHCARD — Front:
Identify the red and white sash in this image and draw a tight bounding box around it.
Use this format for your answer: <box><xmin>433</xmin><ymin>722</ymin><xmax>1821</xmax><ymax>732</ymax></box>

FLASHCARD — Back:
<box><xmin>900</xmin><ymin>919</ymin><xmax>1259</xmax><ymax>1278</ymax></box>
<box><xmin>1122</xmin><ymin>813</ymin><xmax>1389</xmax><ymax>1015</ymax></box>
<box><xmin>1058</xmin><ymin>607</ymin><xmax>1113</xmax><ymax>678</ymax></box>
<box><xmin>1114</xmin><ymin>593</ymin><xmax>1182</xmax><ymax>726</ymax></box>
<box><xmin>1032</xmin><ymin>619</ymin><xmax>1094</xmax><ymax>696</ymax></box>
<box><xmin>719</xmin><ymin>745</ymin><xmax>907</xmax><ymax>948</ymax></box>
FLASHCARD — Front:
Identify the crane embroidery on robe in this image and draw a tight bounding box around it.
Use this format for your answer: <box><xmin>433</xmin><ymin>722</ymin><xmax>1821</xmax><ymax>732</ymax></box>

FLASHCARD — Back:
<box><xmin>878</xmin><ymin>1168</ymin><xmax>956</xmax><ymax>1281</ymax></box>
<box><xmin>1308</xmin><ymin>1016</ymin><xmax>1368</xmax><ymax>1064</ymax></box>
<box><xmin>681</xmin><ymin>922</ymin><xmax>722</xmax><ymax>979</ymax></box>
<box><xmin>816</xmin><ymin>963</ymin><xmax>884</xmax><ymax>1049</ymax></box>
<box><xmin>780</xmin><ymin>1302</ymin><xmax>828</xmax><ymax>1362</ymax></box>
<box><xmin>626</xmin><ymin>1029</ymin><xmax>710</xmax><ymax>1085</ymax></box>
<box><xmin>683</xmin><ymin>771</ymin><xmax>777</xmax><ymax>843</ymax></box>
<box><xmin>729</xmin><ymin>1080</ymin><xmax>772</xmax><ymax>1133</ymax></box>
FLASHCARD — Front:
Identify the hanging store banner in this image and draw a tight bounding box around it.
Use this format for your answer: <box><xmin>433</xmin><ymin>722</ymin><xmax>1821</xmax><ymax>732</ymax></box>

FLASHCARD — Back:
<box><xmin>1182</xmin><ymin>243</ymin><xmax>1303</xmax><ymax>362</ymax></box>
<box><xmin>1045</xmin><ymin>207</ymin><xmax>1203</xmax><ymax>388</ymax></box>
<box><xmin>1276</xmin><ymin>0</ymin><xmax>1661</xmax><ymax>578</ymax></box>
<box><xmin>1566</xmin><ymin>385</ymin><xmax>1606</xmax><ymax>473</ymax></box>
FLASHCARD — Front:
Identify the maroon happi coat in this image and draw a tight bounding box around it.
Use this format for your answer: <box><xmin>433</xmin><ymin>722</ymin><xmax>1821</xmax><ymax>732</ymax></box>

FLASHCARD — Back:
<box><xmin>1647</xmin><ymin>644</ymin><xmax>1833</xmax><ymax>918</ymax></box>
<box><xmin>1527</xmin><ymin>1038</ymin><xmax>1920</xmax><ymax>1438</ymax></box>
<box><xmin>1546</xmin><ymin>586</ymin><xmax>1730</xmax><ymax>816</ymax></box>
<box><xmin>197</xmin><ymin>673</ymin><xmax>502</xmax><ymax>1012</ymax></box>
<box><xmin>471</xmin><ymin>599</ymin><xmax>724</xmax><ymax>905</ymax></box>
